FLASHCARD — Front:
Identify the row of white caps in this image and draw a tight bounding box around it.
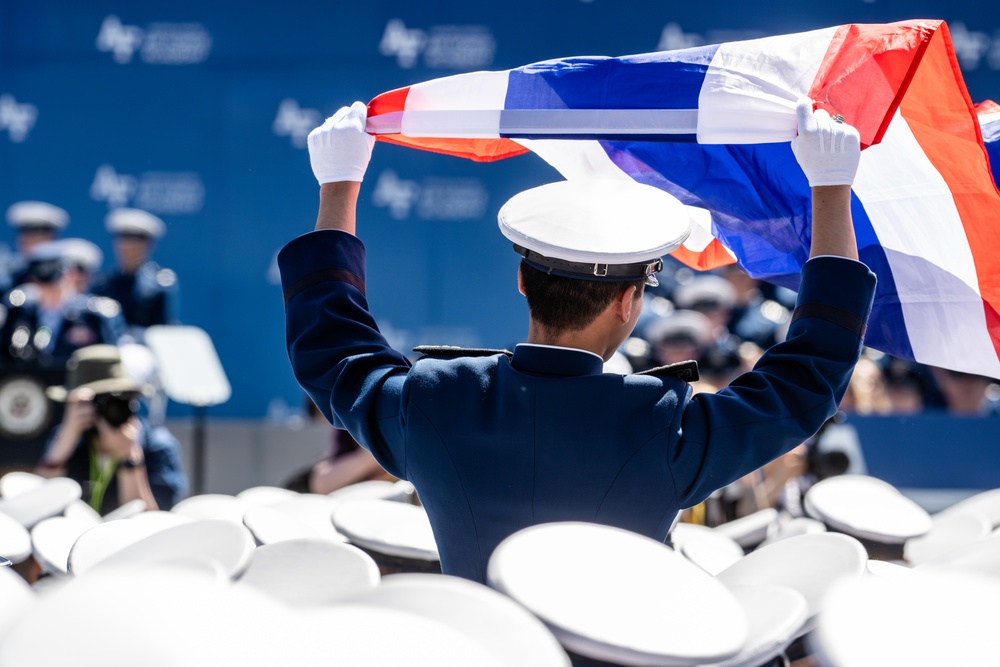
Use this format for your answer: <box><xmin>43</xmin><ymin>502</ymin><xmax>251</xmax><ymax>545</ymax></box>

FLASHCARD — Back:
<box><xmin>7</xmin><ymin>202</ymin><xmax>166</xmax><ymax>239</ymax></box>
<box><xmin>3</xmin><ymin>471</ymin><xmax>1000</xmax><ymax>666</ymax></box>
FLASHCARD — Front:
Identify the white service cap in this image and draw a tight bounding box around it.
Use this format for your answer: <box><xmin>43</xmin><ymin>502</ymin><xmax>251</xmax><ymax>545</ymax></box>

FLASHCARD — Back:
<box><xmin>646</xmin><ymin>309</ymin><xmax>714</xmax><ymax>346</ymax></box>
<box><xmin>105</xmin><ymin>208</ymin><xmax>166</xmax><ymax>239</ymax></box>
<box><xmin>57</xmin><ymin>238</ymin><xmax>104</xmax><ymax>273</ymax></box>
<box><xmin>498</xmin><ymin>179</ymin><xmax>692</xmax><ymax>286</ymax></box>
<box><xmin>673</xmin><ymin>274</ymin><xmax>738</xmax><ymax>311</ymax></box>
<box><xmin>5</xmin><ymin>201</ymin><xmax>69</xmax><ymax>230</ymax></box>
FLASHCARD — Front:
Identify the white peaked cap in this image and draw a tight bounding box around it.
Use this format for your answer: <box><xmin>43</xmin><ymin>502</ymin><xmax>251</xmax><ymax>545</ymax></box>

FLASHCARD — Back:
<box><xmin>6</xmin><ymin>201</ymin><xmax>69</xmax><ymax>230</ymax></box>
<box><xmin>57</xmin><ymin>239</ymin><xmax>104</xmax><ymax>273</ymax></box>
<box><xmin>498</xmin><ymin>179</ymin><xmax>692</xmax><ymax>283</ymax></box>
<box><xmin>105</xmin><ymin>208</ymin><xmax>166</xmax><ymax>239</ymax></box>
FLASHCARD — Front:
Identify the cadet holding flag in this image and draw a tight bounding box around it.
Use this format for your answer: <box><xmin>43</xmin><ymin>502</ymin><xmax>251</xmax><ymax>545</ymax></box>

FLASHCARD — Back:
<box><xmin>278</xmin><ymin>99</ymin><xmax>875</xmax><ymax>584</ymax></box>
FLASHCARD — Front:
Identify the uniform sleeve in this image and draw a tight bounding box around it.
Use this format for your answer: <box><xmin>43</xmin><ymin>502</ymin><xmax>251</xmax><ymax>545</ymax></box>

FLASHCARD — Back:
<box><xmin>102</xmin><ymin>308</ymin><xmax>127</xmax><ymax>344</ymax></box>
<box><xmin>672</xmin><ymin>256</ymin><xmax>876</xmax><ymax>507</ymax></box>
<box><xmin>141</xmin><ymin>423</ymin><xmax>188</xmax><ymax>510</ymax></box>
<box><xmin>278</xmin><ymin>230</ymin><xmax>410</xmax><ymax>479</ymax></box>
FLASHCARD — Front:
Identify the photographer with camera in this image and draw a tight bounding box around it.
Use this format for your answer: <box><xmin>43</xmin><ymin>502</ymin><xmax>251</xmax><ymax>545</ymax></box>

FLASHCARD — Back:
<box><xmin>34</xmin><ymin>345</ymin><xmax>186</xmax><ymax>514</ymax></box>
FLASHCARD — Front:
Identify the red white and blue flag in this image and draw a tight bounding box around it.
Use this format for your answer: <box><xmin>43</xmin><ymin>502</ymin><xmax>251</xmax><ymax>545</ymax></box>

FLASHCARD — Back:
<box><xmin>366</xmin><ymin>20</ymin><xmax>1000</xmax><ymax>378</ymax></box>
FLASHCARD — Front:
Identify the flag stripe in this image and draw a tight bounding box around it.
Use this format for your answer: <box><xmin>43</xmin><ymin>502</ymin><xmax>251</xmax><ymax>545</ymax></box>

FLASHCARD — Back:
<box><xmin>364</xmin><ymin>20</ymin><xmax>1000</xmax><ymax>377</ymax></box>
<box><xmin>854</xmin><ymin>112</ymin><xmax>999</xmax><ymax>375</ymax></box>
<box><xmin>807</xmin><ymin>22</ymin><xmax>938</xmax><ymax>146</ymax></box>
<box><xmin>372</xmin><ymin>109</ymin><xmax>703</xmax><ymax>137</ymax></box>
<box><xmin>698</xmin><ymin>26</ymin><xmax>836</xmax><ymax>144</ymax></box>
<box><xmin>898</xmin><ymin>26</ymin><xmax>1000</xmax><ymax>370</ymax></box>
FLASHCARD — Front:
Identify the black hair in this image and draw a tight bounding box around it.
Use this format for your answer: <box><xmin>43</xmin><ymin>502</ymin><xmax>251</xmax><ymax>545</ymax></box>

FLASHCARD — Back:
<box><xmin>519</xmin><ymin>260</ymin><xmax>643</xmax><ymax>332</ymax></box>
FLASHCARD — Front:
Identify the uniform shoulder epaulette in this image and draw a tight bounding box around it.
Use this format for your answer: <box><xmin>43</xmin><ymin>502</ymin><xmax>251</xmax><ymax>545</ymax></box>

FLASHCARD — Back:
<box><xmin>413</xmin><ymin>345</ymin><xmax>514</xmax><ymax>359</ymax></box>
<box><xmin>634</xmin><ymin>360</ymin><xmax>700</xmax><ymax>382</ymax></box>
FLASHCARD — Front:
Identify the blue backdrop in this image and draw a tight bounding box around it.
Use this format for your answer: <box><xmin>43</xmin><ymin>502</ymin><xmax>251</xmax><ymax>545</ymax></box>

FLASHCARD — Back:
<box><xmin>3</xmin><ymin>0</ymin><xmax>999</xmax><ymax>417</ymax></box>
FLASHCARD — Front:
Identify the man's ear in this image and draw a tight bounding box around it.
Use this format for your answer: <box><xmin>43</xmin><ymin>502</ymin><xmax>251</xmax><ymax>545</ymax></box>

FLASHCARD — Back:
<box><xmin>617</xmin><ymin>285</ymin><xmax>638</xmax><ymax>322</ymax></box>
<box><xmin>517</xmin><ymin>265</ymin><xmax>526</xmax><ymax>296</ymax></box>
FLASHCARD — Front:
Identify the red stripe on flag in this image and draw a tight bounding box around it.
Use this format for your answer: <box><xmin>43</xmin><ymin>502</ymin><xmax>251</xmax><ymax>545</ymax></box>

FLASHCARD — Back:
<box><xmin>368</xmin><ymin>86</ymin><xmax>410</xmax><ymax>117</ymax></box>
<box><xmin>899</xmin><ymin>24</ymin><xmax>1000</xmax><ymax>364</ymax></box>
<box><xmin>808</xmin><ymin>20</ymin><xmax>939</xmax><ymax>148</ymax></box>
<box><xmin>670</xmin><ymin>239</ymin><xmax>736</xmax><ymax>271</ymax></box>
<box><xmin>368</xmin><ymin>87</ymin><xmax>529</xmax><ymax>162</ymax></box>
<box><xmin>373</xmin><ymin>134</ymin><xmax>529</xmax><ymax>162</ymax></box>
<box><xmin>976</xmin><ymin>100</ymin><xmax>1000</xmax><ymax>116</ymax></box>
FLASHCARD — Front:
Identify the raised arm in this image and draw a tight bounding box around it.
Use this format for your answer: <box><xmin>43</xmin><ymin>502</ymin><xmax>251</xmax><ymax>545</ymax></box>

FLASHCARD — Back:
<box><xmin>791</xmin><ymin>97</ymin><xmax>862</xmax><ymax>260</ymax></box>
<box><xmin>671</xmin><ymin>99</ymin><xmax>874</xmax><ymax>506</ymax></box>
<box><xmin>308</xmin><ymin>101</ymin><xmax>372</xmax><ymax>235</ymax></box>
<box><xmin>280</xmin><ymin>102</ymin><xmax>410</xmax><ymax>478</ymax></box>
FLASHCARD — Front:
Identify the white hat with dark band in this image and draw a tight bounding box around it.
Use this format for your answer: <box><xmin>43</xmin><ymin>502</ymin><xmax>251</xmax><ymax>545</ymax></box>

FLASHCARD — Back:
<box><xmin>6</xmin><ymin>201</ymin><xmax>69</xmax><ymax>231</ymax></box>
<box><xmin>498</xmin><ymin>179</ymin><xmax>693</xmax><ymax>287</ymax></box>
<box><xmin>106</xmin><ymin>208</ymin><xmax>166</xmax><ymax>239</ymax></box>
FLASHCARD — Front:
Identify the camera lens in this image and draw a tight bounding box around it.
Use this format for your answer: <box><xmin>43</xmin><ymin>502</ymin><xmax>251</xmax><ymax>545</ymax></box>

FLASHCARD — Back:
<box><xmin>94</xmin><ymin>393</ymin><xmax>137</xmax><ymax>427</ymax></box>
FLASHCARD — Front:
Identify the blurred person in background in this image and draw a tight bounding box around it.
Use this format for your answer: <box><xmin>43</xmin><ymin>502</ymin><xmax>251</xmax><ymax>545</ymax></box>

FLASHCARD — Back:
<box><xmin>284</xmin><ymin>397</ymin><xmax>390</xmax><ymax>494</ymax></box>
<box><xmin>645</xmin><ymin>309</ymin><xmax>714</xmax><ymax>369</ymax></box>
<box><xmin>721</xmin><ymin>263</ymin><xmax>793</xmax><ymax>349</ymax></box>
<box><xmin>672</xmin><ymin>273</ymin><xmax>737</xmax><ymax>333</ymax></box>
<box><xmin>838</xmin><ymin>354</ymin><xmax>889</xmax><ymax>415</ymax></box>
<box><xmin>57</xmin><ymin>238</ymin><xmax>105</xmax><ymax>297</ymax></box>
<box><xmin>1</xmin><ymin>241</ymin><xmax>125</xmax><ymax>371</ymax></box>
<box><xmin>882</xmin><ymin>357</ymin><xmax>930</xmax><ymax>415</ymax></box>
<box><xmin>931</xmin><ymin>367</ymin><xmax>1000</xmax><ymax>416</ymax></box>
<box><xmin>91</xmin><ymin>208</ymin><xmax>179</xmax><ymax>340</ymax></box>
<box><xmin>1</xmin><ymin>201</ymin><xmax>69</xmax><ymax>297</ymax></box>
<box><xmin>34</xmin><ymin>345</ymin><xmax>187</xmax><ymax>513</ymax></box>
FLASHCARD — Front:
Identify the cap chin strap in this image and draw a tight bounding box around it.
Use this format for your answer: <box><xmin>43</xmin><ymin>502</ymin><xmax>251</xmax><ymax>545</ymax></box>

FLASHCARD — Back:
<box><xmin>514</xmin><ymin>244</ymin><xmax>663</xmax><ymax>286</ymax></box>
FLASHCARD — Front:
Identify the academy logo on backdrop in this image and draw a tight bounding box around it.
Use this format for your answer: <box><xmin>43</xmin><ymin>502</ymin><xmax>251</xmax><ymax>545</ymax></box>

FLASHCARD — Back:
<box><xmin>379</xmin><ymin>19</ymin><xmax>495</xmax><ymax>70</ymax></box>
<box><xmin>0</xmin><ymin>94</ymin><xmax>38</xmax><ymax>143</ymax></box>
<box><xmin>90</xmin><ymin>164</ymin><xmax>205</xmax><ymax>214</ymax></box>
<box><xmin>96</xmin><ymin>15</ymin><xmax>212</xmax><ymax>65</ymax></box>
<box><xmin>272</xmin><ymin>99</ymin><xmax>322</xmax><ymax>148</ymax></box>
<box><xmin>656</xmin><ymin>23</ymin><xmax>765</xmax><ymax>51</ymax></box>
<box><xmin>372</xmin><ymin>170</ymin><xmax>488</xmax><ymax>221</ymax></box>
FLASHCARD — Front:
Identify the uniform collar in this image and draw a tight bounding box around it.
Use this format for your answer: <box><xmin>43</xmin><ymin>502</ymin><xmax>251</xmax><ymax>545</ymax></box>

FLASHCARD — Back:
<box><xmin>511</xmin><ymin>343</ymin><xmax>605</xmax><ymax>377</ymax></box>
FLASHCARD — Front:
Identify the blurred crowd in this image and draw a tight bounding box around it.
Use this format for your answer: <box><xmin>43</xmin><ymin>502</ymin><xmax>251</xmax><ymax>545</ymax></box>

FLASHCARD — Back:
<box><xmin>0</xmin><ymin>200</ymin><xmax>185</xmax><ymax>513</ymax></box>
<box><xmin>616</xmin><ymin>256</ymin><xmax>1000</xmax><ymax>418</ymax></box>
<box><xmin>616</xmin><ymin>257</ymin><xmax>1000</xmax><ymax>530</ymax></box>
<box><xmin>3</xmin><ymin>199</ymin><xmax>998</xmax><ymax>522</ymax></box>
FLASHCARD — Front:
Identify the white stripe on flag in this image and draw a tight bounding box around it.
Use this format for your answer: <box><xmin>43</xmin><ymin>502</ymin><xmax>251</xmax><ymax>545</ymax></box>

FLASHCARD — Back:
<box><xmin>374</xmin><ymin>109</ymin><xmax>700</xmax><ymax>138</ymax></box>
<box><xmin>512</xmin><ymin>138</ymin><xmax>633</xmax><ymax>181</ymax></box>
<box><xmin>681</xmin><ymin>207</ymin><xmax>718</xmax><ymax>252</ymax></box>
<box><xmin>855</xmin><ymin>111</ymin><xmax>1000</xmax><ymax>377</ymax></box>
<box><xmin>501</xmin><ymin>109</ymin><xmax>699</xmax><ymax>136</ymax></box>
<box><xmin>698</xmin><ymin>27</ymin><xmax>837</xmax><ymax>144</ymax></box>
<box><xmin>397</xmin><ymin>70</ymin><xmax>511</xmax><ymax>137</ymax></box>
<box><xmin>979</xmin><ymin>111</ymin><xmax>1000</xmax><ymax>126</ymax></box>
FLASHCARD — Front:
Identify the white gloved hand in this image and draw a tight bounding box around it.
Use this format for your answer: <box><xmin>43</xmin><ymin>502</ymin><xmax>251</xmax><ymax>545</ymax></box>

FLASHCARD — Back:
<box><xmin>790</xmin><ymin>97</ymin><xmax>861</xmax><ymax>187</ymax></box>
<box><xmin>307</xmin><ymin>101</ymin><xmax>375</xmax><ymax>184</ymax></box>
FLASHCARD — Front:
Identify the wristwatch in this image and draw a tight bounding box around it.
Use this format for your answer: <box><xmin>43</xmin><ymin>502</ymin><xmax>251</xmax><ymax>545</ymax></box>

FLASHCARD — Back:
<box><xmin>118</xmin><ymin>452</ymin><xmax>146</xmax><ymax>469</ymax></box>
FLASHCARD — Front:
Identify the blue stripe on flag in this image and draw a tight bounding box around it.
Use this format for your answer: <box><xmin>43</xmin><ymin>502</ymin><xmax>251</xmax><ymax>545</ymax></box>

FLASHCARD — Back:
<box><xmin>851</xmin><ymin>197</ymin><xmax>914</xmax><ymax>360</ymax></box>
<box><xmin>599</xmin><ymin>139</ymin><xmax>915</xmax><ymax>358</ymax></box>
<box><xmin>505</xmin><ymin>47</ymin><xmax>720</xmax><ymax>112</ymax></box>
<box><xmin>983</xmin><ymin>118</ymin><xmax>1000</xmax><ymax>182</ymax></box>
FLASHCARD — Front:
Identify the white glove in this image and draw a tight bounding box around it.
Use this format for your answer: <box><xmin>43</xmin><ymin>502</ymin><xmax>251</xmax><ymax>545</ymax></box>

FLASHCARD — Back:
<box><xmin>307</xmin><ymin>101</ymin><xmax>375</xmax><ymax>184</ymax></box>
<box><xmin>790</xmin><ymin>97</ymin><xmax>860</xmax><ymax>187</ymax></box>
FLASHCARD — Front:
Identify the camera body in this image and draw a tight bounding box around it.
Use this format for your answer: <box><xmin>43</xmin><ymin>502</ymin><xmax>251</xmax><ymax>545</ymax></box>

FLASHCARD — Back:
<box><xmin>93</xmin><ymin>392</ymin><xmax>138</xmax><ymax>427</ymax></box>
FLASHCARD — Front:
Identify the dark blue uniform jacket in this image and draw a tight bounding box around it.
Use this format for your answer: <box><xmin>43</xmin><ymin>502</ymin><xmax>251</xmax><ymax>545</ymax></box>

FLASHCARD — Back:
<box><xmin>280</xmin><ymin>230</ymin><xmax>876</xmax><ymax>583</ymax></box>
